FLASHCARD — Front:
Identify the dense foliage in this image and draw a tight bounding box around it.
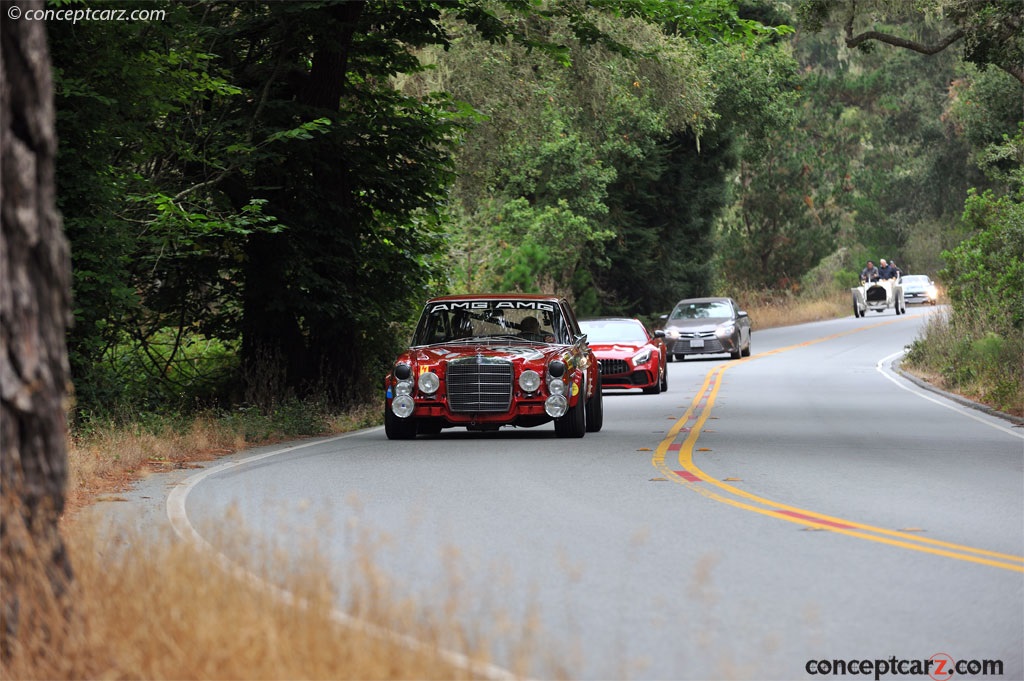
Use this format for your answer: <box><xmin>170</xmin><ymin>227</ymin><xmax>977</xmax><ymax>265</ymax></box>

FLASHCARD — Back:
<box><xmin>48</xmin><ymin>0</ymin><xmax>1021</xmax><ymax>418</ymax></box>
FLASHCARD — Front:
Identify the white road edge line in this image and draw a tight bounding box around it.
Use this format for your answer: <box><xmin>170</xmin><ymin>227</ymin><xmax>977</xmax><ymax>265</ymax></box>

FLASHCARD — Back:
<box><xmin>876</xmin><ymin>350</ymin><xmax>1024</xmax><ymax>440</ymax></box>
<box><xmin>166</xmin><ymin>428</ymin><xmax>523</xmax><ymax>681</ymax></box>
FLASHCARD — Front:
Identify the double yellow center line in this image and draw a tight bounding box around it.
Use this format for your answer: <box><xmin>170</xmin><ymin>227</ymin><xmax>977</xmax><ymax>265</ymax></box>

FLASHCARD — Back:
<box><xmin>651</xmin><ymin>324</ymin><xmax>1024</xmax><ymax>573</ymax></box>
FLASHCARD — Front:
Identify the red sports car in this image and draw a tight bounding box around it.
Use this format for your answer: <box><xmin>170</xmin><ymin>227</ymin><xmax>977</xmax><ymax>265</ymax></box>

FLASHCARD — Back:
<box><xmin>384</xmin><ymin>294</ymin><xmax>604</xmax><ymax>439</ymax></box>
<box><xmin>578</xmin><ymin>317</ymin><xmax>668</xmax><ymax>394</ymax></box>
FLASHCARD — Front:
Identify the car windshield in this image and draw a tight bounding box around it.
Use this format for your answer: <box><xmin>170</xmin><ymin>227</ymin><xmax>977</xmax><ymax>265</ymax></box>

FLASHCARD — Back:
<box><xmin>412</xmin><ymin>300</ymin><xmax>567</xmax><ymax>345</ymax></box>
<box><xmin>579</xmin><ymin>320</ymin><xmax>647</xmax><ymax>343</ymax></box>
<box><xmin>669</xmin><ymin>301</ymin><xmax>733</xmax><ymax>320</ymax></box>
<box><xmin>902</xmin><ymin>275</ymin><xmax>929</xmax><ymax>286</ymax></box>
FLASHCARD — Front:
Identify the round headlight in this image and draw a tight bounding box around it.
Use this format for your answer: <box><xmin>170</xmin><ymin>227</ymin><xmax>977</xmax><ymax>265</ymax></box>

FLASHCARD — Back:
<box><xmin>391</xmin><ymin>395</ymin><xmax>415</xmax><ymax>418</ymax></box>
<box><xmin>519</xmin><ymin>370</ymin><xmax>541</xmax><ymax>393</ymax></box>
<box><xmin>394</xmin><ymin>363</ymin><xmax>412</xmax><ymax>380</ymax></box>
<box><xmin>548</xmin><ymin>359</ymin><xmax>566</xmax><ymax>378</ymax></box>
<box><xmin>394</xmin><ymin>379</ymin><xmax>414</xmax><ymax>396</ymax></box>
<box><xmin>418</xmin><ymin>371</ymin><xmax>439</xmax><ymax>394</ymax></box>
<box><xmin>548</xmin><ymin>377</ymin><xmax>566</xmax><ymax>396</ymax></box>
<box><xmin>544</xmin><ymin>394</ymin><xmax>568</xmax><ymax>418</ymax></box>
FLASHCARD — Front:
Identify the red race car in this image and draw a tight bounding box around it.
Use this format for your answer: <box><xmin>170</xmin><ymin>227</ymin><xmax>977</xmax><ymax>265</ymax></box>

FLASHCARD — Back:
<box><xmin>384</xmin><ymin>294</ymin><xmax>604</xmax><ymax>439</ymax></box>
<box><xmin>579</xmin><ymin>317</ymin><xmax>668</xmax><ymax>394</ymax></box>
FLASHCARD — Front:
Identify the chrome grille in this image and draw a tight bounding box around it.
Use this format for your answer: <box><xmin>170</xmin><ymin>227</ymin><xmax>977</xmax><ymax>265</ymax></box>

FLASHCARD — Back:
<box><xmin>446</xmin><ymin>357</ymin><xmax>513</xmax><ymax>413</ymax></box>
<box><xmin>598</xmin><ymin>359</ymin><xmax>630</xmax><ymax>375</ymax></box>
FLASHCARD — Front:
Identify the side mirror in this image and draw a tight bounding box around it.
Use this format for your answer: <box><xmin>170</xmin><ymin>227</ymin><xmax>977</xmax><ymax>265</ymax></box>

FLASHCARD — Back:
<box><xmin>737</xmin><ymin>311</ymin><xmax>748</xmax><ymax>318</ymax></box>
<box><xmin>654</xmin><ymin>329</ymin><xmax>666</xmax><ymax>338</ymax></box>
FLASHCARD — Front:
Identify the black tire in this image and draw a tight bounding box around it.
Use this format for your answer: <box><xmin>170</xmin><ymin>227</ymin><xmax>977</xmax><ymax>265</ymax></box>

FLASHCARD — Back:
<box><xmin>384</xmin><ymin>407</ymin><xmax>417</xmax><ymax>440</ymax></box>
<box><xmin>852</xmin><ymin>295</ymin><xmax>861</xmax><ymax>318</ymax></box>
<box><xmin>674</xmin><ymin>353</ymin><xmax>686</xmax><ymax>361</ymax></box>
<box><xmin>585</xmin><ymin>374</ymin><xmax>603</xmax><ymax>432</ymax></box>
<box><xmin>555</xmin><ymin>389</ymin><xmax>586</xmax><ymax>438</ymax></box>
<box><xmin>660</xmin><ymin>363</ymin><xmax>668</xmax><ymax>391</ymax></box>
<box><xmin>418</xmin><ymin>420</ymin><xmax>443</xmax><ymax>435</ymax></box>
<box><xmin>742</xmin><ymin>338</ymin><xmax>751</xmax><ymax>357</ymax></box>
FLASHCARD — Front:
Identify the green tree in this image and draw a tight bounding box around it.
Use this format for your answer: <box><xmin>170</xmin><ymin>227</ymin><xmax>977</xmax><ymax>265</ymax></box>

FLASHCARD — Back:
<box><xmin>404</xmin><ymin>4</ymin><xmax>744</xmax><ymax>313</ymax></box>
<box><xmin>797</xmin><ymin>0</ymin><xmax>1024</xmax><ymax>85</ymax></box>
<box><xmin>710</xmin><ymin>39</ymin><xmax>840</xmax><ymax>291</ymax></box>
<box><xmin>52</xmin><ymin>0</ymin><xmax>788</xmax><ymax>414</ymax></box>
<box><xmin>774</xmin><ymin>14</ymin><xmax>998</xmax><ymax>279</ymax></box>
<box><xmin>50</xmin><ymin>3</ymin><xmax>278</xmax><ymax>413</ymax></box>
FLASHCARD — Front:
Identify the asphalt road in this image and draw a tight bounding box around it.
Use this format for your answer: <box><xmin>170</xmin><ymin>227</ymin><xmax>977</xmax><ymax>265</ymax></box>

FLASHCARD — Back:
<box><xmin>123</xmin><ymin>306</ymin><xmax>1023</xmax><ymax>680</ymax></box>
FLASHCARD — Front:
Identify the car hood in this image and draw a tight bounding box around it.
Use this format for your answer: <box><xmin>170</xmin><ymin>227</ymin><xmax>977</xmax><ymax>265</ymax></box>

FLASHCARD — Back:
<box><xmin>588</xmin><ymin>341</ymin><xmax>647</xmax><ymax>357</ymax></box>
<box><xmin>664</xmin><ymin>319</ymin><xmax>730</xmax><ymax>333</ymax></box>
<box><xmin>407</xmin><ymin>342</ymin><xmax>557</xmax><ymax>364</ymax></box>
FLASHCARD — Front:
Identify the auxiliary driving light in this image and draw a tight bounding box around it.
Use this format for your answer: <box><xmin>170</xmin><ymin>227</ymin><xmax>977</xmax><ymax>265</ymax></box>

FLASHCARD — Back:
<box><xmin>391</xmin><ymin>395</ymin><xmax>415</xmax><ymax>418</ymax></box>
<box><xmin>545</xmin><ymin>394</ymin><xmax>568</xmax><ymax>418</ymax></box>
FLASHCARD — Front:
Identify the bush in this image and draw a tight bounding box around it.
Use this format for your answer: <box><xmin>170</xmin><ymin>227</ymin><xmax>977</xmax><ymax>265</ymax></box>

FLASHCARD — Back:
<box><xmin>904</xmin><ymin>185</ymin><xmax>1024</xmax><ymax>417</ymax></box>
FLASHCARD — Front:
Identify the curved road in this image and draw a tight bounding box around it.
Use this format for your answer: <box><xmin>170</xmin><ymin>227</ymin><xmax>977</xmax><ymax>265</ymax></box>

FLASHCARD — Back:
<box><xmin>162</xmin><ymin>308</ymin><xmax>1023</xmax><ymax>680</ymax></box>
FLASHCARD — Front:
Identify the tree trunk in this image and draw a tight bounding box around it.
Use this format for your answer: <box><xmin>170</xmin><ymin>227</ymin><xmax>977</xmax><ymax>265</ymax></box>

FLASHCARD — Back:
<box><xmin>240</xmin><ymin>1</ymin><xmax>365</xmax><ymax>403</ymax></box>
<box><xmin>1</xmin><ymin>0</ymin><xmax>75</xmax><ymax>658</ymax></box>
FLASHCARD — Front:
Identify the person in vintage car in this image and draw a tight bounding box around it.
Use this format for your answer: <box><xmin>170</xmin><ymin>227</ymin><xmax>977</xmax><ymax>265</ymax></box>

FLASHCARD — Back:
<box><xmin>578</xmin><ymin>317</ymin><xmax>668</xmax><ymax>394</ymax></box>
<box><xmin>659</xmin><ymin>297</ymin><xmax>752</xmax><ymax>361</ymax></box>
<box><xmin>384</xmin><ymin>294</ymin><xmax>603</xmax><ymax>439</ymax></box>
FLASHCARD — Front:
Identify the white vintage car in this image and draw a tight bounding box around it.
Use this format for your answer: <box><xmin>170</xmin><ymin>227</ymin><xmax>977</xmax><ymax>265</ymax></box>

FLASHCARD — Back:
<box><xmin>852</xmin><ymin>277</ymin><xmax>906</xmax><ymax>317</ymax></box>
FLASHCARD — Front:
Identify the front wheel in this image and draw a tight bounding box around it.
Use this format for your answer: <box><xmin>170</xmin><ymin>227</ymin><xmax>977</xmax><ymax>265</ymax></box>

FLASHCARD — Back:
<box><xmin>555</xmin><ymin>390</ymin><xmax>586</xmax><ymax>438</ymax></box>
<box><xmin>384</xmin><ymin>407</ymin><xmax>417</xmax><ymax>440</ymax></box>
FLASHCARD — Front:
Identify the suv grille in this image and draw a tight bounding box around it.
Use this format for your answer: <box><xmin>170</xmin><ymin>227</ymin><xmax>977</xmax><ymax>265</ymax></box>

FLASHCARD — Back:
<box><xmin>447</xmin><ymin>357</ymin><xmax>513</xmax><ymax>413</ymax></box>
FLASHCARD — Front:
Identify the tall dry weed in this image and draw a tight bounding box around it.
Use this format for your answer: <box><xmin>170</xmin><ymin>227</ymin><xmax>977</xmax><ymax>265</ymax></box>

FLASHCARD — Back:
<box><xmin>2</xmin><ymin>516</ymin><xmax>527</xmax><ymax>680</ymax></box>
<box><xmin>735</xmin><ymin>291</ymin><xmax>850</xmax><ymax>330</ymax></box>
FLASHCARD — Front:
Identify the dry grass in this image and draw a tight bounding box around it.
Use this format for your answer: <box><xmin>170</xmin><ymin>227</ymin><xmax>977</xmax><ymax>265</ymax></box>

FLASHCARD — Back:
<box><xmin>1</xmin><ymin>517</ymin><xmax>526</xmax><ymax>680</ymax></box>
<box><xmin>65</xmin><ymin>416</ymin><xmax>247</xmax><ymax>518</ymax></box>
<box><xmin>3</xmin><ymin>393</ymin><xmax>553</xmax><ymax>681</ymax></box>
<box><xmin>735</xmin><ymin>290</ymin><xmax>851</xmax><ymax>330</ymax></box>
